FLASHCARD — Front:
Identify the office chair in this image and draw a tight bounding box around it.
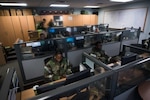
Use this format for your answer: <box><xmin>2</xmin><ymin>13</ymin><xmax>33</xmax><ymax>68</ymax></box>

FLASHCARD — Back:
<box><xmin>43</xmin><ymin>56</ymin><xmax>53</xmax><ymax>82</ymax></box>
<box><xmin>44</xmin><ymin>56</ymin><xmax>52</xmax><ymax>65</ymax></box>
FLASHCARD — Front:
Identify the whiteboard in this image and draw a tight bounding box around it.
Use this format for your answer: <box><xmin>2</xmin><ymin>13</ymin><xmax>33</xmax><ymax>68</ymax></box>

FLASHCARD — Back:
<box><xmin>103</xmin><ymin>8</ymin><xmax>147</xmax><ymax>31</ymax></box>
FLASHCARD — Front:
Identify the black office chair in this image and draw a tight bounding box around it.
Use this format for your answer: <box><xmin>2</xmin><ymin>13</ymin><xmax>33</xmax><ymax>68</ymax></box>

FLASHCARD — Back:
<box><xmin>44</xmin><ymin>56</ymin><xmax>53</xmax><ymax>65</ymax></box>
<box><xmin>43</xmin><ymin>56</ymin><xmax>53</xmax><ymax>83</ymax></box>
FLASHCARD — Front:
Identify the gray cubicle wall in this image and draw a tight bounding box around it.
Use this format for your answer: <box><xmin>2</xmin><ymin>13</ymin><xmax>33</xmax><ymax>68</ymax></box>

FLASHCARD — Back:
<box><xmin>22</xmin><ymin>55</ymin><xmax>52</xmax><ymax>81</ymax></box>
<box><xmin>102</xmin><ymin>42</ymin><xmax>121</xmax><ymax>57</ymax></box>
<box><xmin>120</xmin><ymin>39</ymin><xmax>138</xmax><ymax>52</ymax></box>
<box><xmin>114</xmin><ymin>86</ymin><xmax>137</xmax><ymax>100</ymax></box>
<box><xmin>67</xmin><ymin>47</ymin><xmax>92</xmax><ymax>67</ymax></box>
<box><xmin>68</xmin><ymin>42</ymin><xmax>121</xmax><ymax>67</ymax></box>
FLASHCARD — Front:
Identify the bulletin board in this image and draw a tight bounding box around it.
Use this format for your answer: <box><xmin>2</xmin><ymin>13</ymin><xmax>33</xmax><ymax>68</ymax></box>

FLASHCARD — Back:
<box><xmin>103</xmin><ymin>7</ymin><xmax>148</xmax><ymax>31</ymax></box>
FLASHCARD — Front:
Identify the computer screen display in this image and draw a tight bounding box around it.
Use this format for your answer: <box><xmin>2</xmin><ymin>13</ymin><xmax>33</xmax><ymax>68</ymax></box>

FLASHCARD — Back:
<box><xmin>73</xmin><ymin>27</ymin><xmax>77</xmax><ymax>32</ymax></box>
<box><xmin>26</xmin><ymin>42</ymin><xmax>33</xmax><ymax>47</ymax></box>
<box><xmin>74</xmin><ymin>36</ymin><xmax>85</xmax><ymax>48</ymax></box>
<box><xmin>92</xmin><ymin>26</ymin><xmax>96</xmax><ymax>31</ymax></box>
<box><xmin>66</xmin><ymin>37</ymin><xmax>75</xmax><ymax>43</ymax></box>
<box><xmin>48</xmin><ymin>28</ymin><xmax>55</xmax><ymax>34</ymax></box>
<box><xmin>85</xmin><ymin>58</ymin><xmax>95</xmax><ymax>72</ymax></box>
<box><xmin>121</xmin><ymin>54</ymin><xmax>137</xmax><ymax>65</ymax></box>
<box><xmin>75</xmin><ymin>36</ymin><xmax>84</xmax><ymax>40</ymax></box>
<box><xmin>66</xmin><ymin>27</ymin><xmax>72</xmax><ymax>33</ymax></box>
<box><xmin>32</xmin><ymin>42</ymin><xmax>41</xmax><ymax>47</ymax></box>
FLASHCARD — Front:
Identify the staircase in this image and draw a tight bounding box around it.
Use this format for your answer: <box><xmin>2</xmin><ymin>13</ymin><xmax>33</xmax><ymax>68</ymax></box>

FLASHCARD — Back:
<box><xmin>5</xmin><ymin>47</ymin><xmax>17</xmax><ymax>61</ymax></box>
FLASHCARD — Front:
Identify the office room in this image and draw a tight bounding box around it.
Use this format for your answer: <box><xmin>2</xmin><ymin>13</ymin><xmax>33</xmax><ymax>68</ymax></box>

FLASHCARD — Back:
<box><xmin>0</xmin><ymin>0</ymin><xmax>150</xmax><ymax>100</ymax></box>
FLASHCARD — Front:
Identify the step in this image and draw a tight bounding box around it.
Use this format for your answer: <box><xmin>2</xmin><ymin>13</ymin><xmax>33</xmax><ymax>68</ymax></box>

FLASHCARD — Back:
<box><xmin>6</xmin><ymin>55</ymin><xmax>17</xmax><ymax>61</ymax></box>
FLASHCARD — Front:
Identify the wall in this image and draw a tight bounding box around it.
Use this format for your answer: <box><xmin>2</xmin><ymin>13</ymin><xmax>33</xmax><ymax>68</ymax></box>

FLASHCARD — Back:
<box><xmin>98</xmin><ymin>1</ymin><xmax>150</xmax><ymax>43</ymax></box>
<box><xmin>32</xmin><ymin>7</ymin><xmax>94</xmax><ymax>15</ymax></box>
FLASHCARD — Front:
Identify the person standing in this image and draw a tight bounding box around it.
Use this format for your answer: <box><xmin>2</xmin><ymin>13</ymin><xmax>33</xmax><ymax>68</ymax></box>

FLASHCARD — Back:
<box><xmin>48</xmin><ymin>19</ymin><xmax>54</xmax><ymax>27</ymax></box>
<box><xmin>37</xmin><ymin>18</ymin><xmax>46</xmax><ymax>30</ymax></box>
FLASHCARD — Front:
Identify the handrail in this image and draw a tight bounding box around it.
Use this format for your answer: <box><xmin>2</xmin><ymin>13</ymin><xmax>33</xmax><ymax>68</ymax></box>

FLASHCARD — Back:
<box><xmin>0</xmin><ymin>67</ymin><xmax>15</xmax><ymax>100</ymax></box>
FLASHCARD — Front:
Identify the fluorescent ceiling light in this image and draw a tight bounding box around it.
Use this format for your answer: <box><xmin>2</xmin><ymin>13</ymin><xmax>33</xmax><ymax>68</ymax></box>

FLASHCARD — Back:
<box><xmin>84</xmin><ymin>6</ymin><xmax>100</xmax><ymax>8</ymax></box>
<box><xmin>50</xmin><ymin>4</ymin><xmax>70</xmax><ymax>7</ymax></box>
<box><xmin>0</xmin><ymin>3</ymin><xmax>27</xmax><ymax>6</ymax></box>
<box><xmin>110</xmin><ymin>0</ymin><xmax>133</xmax><ymax>2</ymax></box>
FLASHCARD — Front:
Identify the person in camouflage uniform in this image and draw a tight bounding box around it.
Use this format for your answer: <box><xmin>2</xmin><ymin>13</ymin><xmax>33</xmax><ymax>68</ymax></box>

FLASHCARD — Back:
<box><xmin>45</xmin><ymin>50</ymin><xmax>72</xmax><ymax>81</ymax></box>
<box><xmin>91</xmin><ymin>41</ymin><xmax>109</xmax><ymax>64</ymax></box>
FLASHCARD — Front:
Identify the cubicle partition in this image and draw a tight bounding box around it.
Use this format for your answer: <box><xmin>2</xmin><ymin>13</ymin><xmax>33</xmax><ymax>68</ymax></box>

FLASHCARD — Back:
<box><xmin>14</xmin><ymin>27</ymin><xmax>141</xmax><ymax>88</ymax></box>
<box><xmin>113</xmin><ymin>44</ymin><xmax>150</xmax><ymax>100</ymax></box>
<box><xmin>28</xmin><ymin>51</ymin><xmax>150</xmax><ymax>100</ymax></box>
<box><xmin>120</xmin><ymin>28</ymin><xmax>141</xmax><ymax>52</ymax></box>
<box><xmin>28</xmin><ymin>52</ymin><xmax>113</xmax><ymax>100</ymax></box>
<box><xmin>113</xmin><ymin>58</ymin><xmax>150</xmax><ymax>100</ymax></box>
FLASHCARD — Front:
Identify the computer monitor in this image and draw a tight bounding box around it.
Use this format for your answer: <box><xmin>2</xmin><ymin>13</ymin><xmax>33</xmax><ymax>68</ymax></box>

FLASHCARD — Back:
<box><xmin>77</xmin><ymin>26</ymin><xmax>87</xmax><ymax>33</ymax></box>
<box><xmin>48</xmin><ymin>28</ymin><xmax>55</xmax><ymax>33</ymax></box>
<box><xmin>66</xmin><ymin>27</ymin><xmax>72</xmax><ymax>33</ymax></box>
<box><xmin>66</xmin><ymin>37</ymin><xmax>75</xmax><ymax>43</ymax></box>
<box><xmin>36</xmin><ymin>69</ymin><xmax>90</xmax><ymax>94</ymax></box>
<box><xmin>85</xmin><ymin>58</ymin><xmax>95</xmax><ymax>72</ymax></box>
<box><xmin>26</xmin><ymin>42</ymin><xmax>33</xmax><ymax>47</ymax></box>
<box><xmin>75</xmin><ymin>36</ymin><xmax>84</xmax><ymax>40</ymax></box>
<box><xmin>26</xmin><ymin>42</ymin><xmax>41</xmax><ymax>47</ymax></box>
<box><xmin>38</xmin><ymin>40</ymin><xmax>55</xmax><ymax>52</ymax></box>
<box><xmin>47</xmin><ymin>27</ymin><xmax>57</xmax><ymax>38</ymax></box>
<box><xmin>121</xmin><ymin>54</ymin><xmax>137</xmax><ymax>65</ymax></box>
<box><xmin>75</xmin><ymin>36</ymin><xmax>84</xmax><ymax>48</ymax></box>
<box><xmin>71</xmin><ymin>27</ymin><xmax>79</xmax><ymax>35</ymax></box>
<box><xmin>73</xmin><ymin>27</ymin><xmax>77</xmax><ymax>32</ymax></box>
<box><xmin>92</xmin><ymin>26</ymin><xmax>96</xmax><ymax>32</ymax></box>
<box><xmin>32</xmin><ymin>42</ymin><xmax>41</xmax><ymax>47</ymax></box>
<box><xmin>36</xmin><ymin>80</ymin><xmax>65</xmax><ymax>94</ymax></box>
<box><xmin>65</xmin><ymin>69</ymin><xmax>91</xmax><ymax>85</ymax></box>
<box><xmin>66</xmin><ymin>37</ymin><xmax>75</xmax><ymax>49</ymax></box>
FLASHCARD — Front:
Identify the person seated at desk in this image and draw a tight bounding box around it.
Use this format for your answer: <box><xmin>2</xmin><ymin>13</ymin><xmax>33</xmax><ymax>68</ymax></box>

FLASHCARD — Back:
<box><xmin>91</xmin><ymin>41</ymin><xmax>110</xmax><ymax>64</ymax></box>
<box><xmin>37</xmin><ymin>33</ymin><xmax>46</xmax><ymax>41</ymax></box>
<box><xmin>44</xmin><ymin>50</ymin><xmax>72</xmax><ymax>81</ymax></box>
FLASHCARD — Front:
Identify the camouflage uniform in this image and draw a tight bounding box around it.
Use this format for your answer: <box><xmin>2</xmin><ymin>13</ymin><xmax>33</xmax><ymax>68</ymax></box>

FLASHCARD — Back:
<box><xmin>91</xmin><ymin>47</ymin><xmax>109</xmax><ymax>64</ymax></box>
<box><xmin>45</xmin><ymin>57</ymin><xmax>72</xmax><ymax>81</ymax></box>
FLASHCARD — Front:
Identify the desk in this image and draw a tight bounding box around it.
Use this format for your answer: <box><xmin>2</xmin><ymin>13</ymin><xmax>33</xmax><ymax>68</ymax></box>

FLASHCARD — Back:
<box><xmin>107</xmin><ymin>52</ymin><xmax>149</xmax><ymax>68</ymax></box>
<box><xmin>107</xmin><ymin>61</ymin><xmax>121</xmax><ymax>68</ymax></box>
<box><xmin>21</xmin><ymin>78</ymin><xmax>66</xmax><ymax>100</ymax></box>
<box><xmin>21</xmin><ymin>88</ymin><xmax>73</xmax><ymax>100</ymax></box>
<box><xmin>139</xmin><ymin>52</ymin><xmax>150</xmax><ymax>58</ymax></box>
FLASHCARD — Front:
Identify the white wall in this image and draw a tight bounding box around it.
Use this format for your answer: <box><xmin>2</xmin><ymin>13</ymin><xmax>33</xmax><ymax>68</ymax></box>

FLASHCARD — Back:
<box><xmin>98</xmin><ymin>1</ymin><xmax>150</xmax><ymax>43</ymax></box>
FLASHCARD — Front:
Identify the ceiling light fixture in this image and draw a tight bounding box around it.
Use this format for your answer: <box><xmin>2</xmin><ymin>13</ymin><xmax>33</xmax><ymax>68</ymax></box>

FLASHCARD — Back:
<box><xmin>110</xmin><ymin>0</ymin><xmax>133</xmax><ymax>2</ymax></box>
<box><xmin>84</xmin><ymin>6</ymin><xmax>100</xmax><ymax>8</ymax></box>
<box><xmin>0</xmin><ymin>3</ymin><xmax>27</xmax><ymax>6</ymax></box>
<box><xmin>50</xmin><ymin>4</ymin><xmax>70</xmax><ymax>7</ymax></box>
